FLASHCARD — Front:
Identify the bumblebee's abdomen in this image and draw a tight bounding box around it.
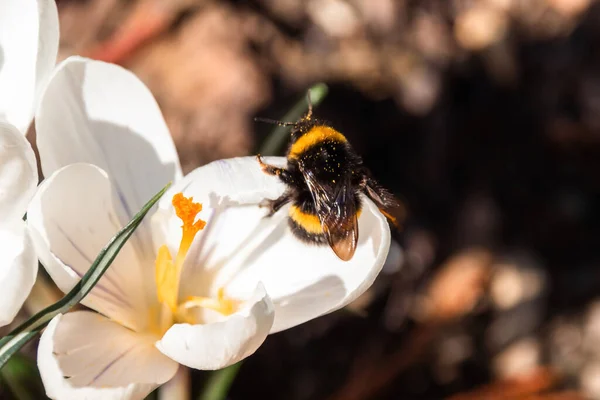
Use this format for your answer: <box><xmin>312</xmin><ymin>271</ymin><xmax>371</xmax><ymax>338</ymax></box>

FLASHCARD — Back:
<box><xmin>289</xmin><ymin>202</ymin><xmax>323</xmax><ymax>234</ymax></box>
<box><xmin>287</xmin><ymin>194</ymin><xmax>364</xmax><ymax>245</ymax></box>
<box><xmin>288</xmin><ymin>199</ymin><xmax>328</xmax><ymax>244</ymax></box>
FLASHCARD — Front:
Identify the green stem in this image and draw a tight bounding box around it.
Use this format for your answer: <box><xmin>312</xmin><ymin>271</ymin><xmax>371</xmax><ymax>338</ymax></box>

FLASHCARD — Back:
<box><xmin>0</xmin><ymin>354</ymin><xmax>43</xmax><ymax>400</ymax></box>
<box><xmin>199</xmin><ymin>362</ymin><xmax>243</xmax><ymax>400</ymax></box>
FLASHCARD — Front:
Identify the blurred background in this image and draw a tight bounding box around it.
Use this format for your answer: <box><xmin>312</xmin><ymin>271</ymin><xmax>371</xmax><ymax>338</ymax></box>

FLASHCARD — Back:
<box><xmin>8</xmin><ymin>0</ymin><xmax>600</xmax><ymax>398</ymax></box>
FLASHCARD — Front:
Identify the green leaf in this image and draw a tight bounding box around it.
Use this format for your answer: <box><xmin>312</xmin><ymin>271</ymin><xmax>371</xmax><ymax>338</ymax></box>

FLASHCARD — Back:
<box><xmin>199</xmin><ymin>362</ymin><xmax>242</xmax><ymax>400</ymax></box>
<box><xmin>258</xmin><ymin>83</ymin><xmax>329</xmax><ymax>156</ymax></box>
<box><xmin>0</xmin><ymin>182</ymin><xmax>171</xmax><ymax>370</ymax></box>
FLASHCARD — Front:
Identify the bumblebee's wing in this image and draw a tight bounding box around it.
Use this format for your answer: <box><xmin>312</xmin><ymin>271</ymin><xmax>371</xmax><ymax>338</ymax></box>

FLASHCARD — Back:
<box><xmin>364</xmin><ymin>177</ymin><xmax>405</xmax><ymax>229</ymax></box>
<box><xmin>299</xmin><ymin>164</ymin><xmax>359</xmax><ymax>261</ymax></box>
<box><xmin>322</xmin><ymin>180</ymin><xmax>359</xmax><ymax>261</ymax></box>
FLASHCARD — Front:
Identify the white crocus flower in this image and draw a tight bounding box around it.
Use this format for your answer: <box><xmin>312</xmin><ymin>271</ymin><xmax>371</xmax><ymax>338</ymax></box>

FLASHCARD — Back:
<box><xmin>0</xmin><ymin>0</ymin><xmax>59</xmax><ymax>326</ymax></box>
<box><xmin>28</xmin><ymin>56</ymin><xmax>391</xmax><ymax>400</ymax></box>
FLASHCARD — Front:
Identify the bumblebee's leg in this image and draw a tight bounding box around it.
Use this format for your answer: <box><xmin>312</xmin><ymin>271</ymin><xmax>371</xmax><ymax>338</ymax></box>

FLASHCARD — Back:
<box><xmin>260</xmin><ymin>192</ymin><xmax>293</xmax><ymax>217</ymax></box>
<box><xmin>256</xmin><ymin>154</ymin><xmax>294</xmax><ymax>184</ymax></box>
<box><xmin>360</xmin><ymin>175</ymin><xmax>403</xmax><ymax>227</ymax></box>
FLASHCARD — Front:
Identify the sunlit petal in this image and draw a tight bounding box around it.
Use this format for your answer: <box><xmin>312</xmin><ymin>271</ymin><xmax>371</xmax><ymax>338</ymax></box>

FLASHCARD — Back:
<box><xmin>38</xmin><ymin>312</ymin><xmax>178</xmax><ymax>400</ymax></box>
<box><xmin>0</xmin><ymin>0</ymin><xmax>59</xmax><ymax>133</ymax></box>
<box><xmin>156</xmin><ymin>283</ymin><xmax>274</xmax><ymax>370</ymax></box>
<box><xmin>27</xmin><ymin>163</ymin><xmax>153</xmax><ymax>331</ymax></box>
<box><xmin>0</xmin><ymin>220</ymin><xmax>37</xmax><ymax>326</ymax></box>
<box><xmin>0</xmin><ymin>120</ymin><xmax>37</xmax><ymax>223</ymax></box>
<box><xmin>154</xmin><ymin>157</ymin><xmax>390</xmax><ymax>333</ymax></box>
<box><xmin>150</xmin><ymin>156</ymin><xmax>285</xmax><ymax>258</ymax></box>
<box><xmin>35</xmin><ymin>56</ymin><xmax>182</xmax><ymax>258</ymax></box>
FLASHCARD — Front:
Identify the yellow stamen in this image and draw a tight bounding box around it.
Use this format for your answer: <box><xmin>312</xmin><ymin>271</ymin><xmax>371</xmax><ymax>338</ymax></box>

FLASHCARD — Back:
<box><xmin>153</xmin><ymin>193</ymin><xmax>240</xmax><ymax>329</ymax></box>
<box><xmin>155</xmin><ymin>245</ymin><xmax>175</xmax><ymax>310</ymax></box>
<box><xmin>179</xmin><ymin>287</ymin><xmax>239</xmax><ymax>317</ymax></box>
<box><xmin>155</xmin><ymin>193</ymin><xmax>206</xmax><ymax>313</ymax></box>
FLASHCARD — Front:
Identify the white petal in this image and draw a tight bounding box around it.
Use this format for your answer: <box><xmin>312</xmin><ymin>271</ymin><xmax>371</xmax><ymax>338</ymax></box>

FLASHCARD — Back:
<box><xmin>0</xmin><ymin>0</ymin><xmax>59</xmax><ymax>133</ymax></box>
<box><xmin>225</xmin><ymin>196</ymin><xmax>388</xmax><ymax>333</ymax></box>
<box><xmin>151</xmin><ymin>156</ymin><xmax>286</xmax><ymax>253</ymax></box>
<box><xmin>0</xmin><ymin>220</ymin><xmax>38</xmax><ymax>326</ymax></box>
<box><xmin>158</xmin><ymin>156</ymin><xmax>286</xmax><ymax>210</ymax></box>
<box><xmin>27</xmin><ymin>163</ymin><xmax>152</xmax><ymax>331</ymax></box>
<box><xmin>39</xmin><ymin>312</ymin><xmax>178</xmax><ymax>400</ymax></box>
<box><xmin>156</xmin><ymin>283</ymin><xmax>274</xmax><ymax>370</ymax></box>
<box><xmin>0</xmin><ymin>120</ymin><xmax>37</xmax><ymax>223</ymax></box>
<box><xmin>35</xmin><ymin>56</ymin><xmax>182</xmax><ymax>257</ymax></box>
<box><xmin>154</xmin><ymin>156</ymin><xmax>390</xmax><ymax>333</ymax></box>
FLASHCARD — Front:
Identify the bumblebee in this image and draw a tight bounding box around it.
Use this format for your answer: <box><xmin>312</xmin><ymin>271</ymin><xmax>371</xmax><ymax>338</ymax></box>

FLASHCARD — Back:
<box><xmin>256</xmin><ymin>92</ymin><xmax>402</xmax><ymax>262</ymax></box>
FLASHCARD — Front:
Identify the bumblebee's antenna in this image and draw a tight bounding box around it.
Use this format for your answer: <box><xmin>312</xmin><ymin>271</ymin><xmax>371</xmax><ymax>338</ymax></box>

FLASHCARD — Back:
<box><xmin>305</xmin><ymin>90</ymin><xmax>313</xmax><ymax>120</ymax></box>
<box><xmin>254</xmin><ymin>117</ymin><xmax>296</xmax><ymax>127</ymax></box>
<box><xmin>255</xmin><ymin>88</ymin><xmax>315</xmax><ymax>126</ymax></box>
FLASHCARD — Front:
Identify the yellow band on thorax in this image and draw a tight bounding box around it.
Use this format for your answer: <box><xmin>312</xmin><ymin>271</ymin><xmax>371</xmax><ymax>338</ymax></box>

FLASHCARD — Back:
<box><xmin>289</xmin><ymin>125</ymin><xmax>347</xmax><ymax>159</ymax></box>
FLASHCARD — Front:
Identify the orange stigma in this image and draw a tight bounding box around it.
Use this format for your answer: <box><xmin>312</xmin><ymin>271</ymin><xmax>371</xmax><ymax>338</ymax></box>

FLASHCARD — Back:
<box><xmin>153</xmin><ymin>193</ymin><xmax>239</xmax><ymax>328</ymax></box>
<box><xmin>172</xmin><ymin>193</ymin><xmax>206</xmax><ymax>257</ymax></box>
<box><xmin>155</xmin><ymin>193</ymin><xmax>206</xmax><ymax>313</ymax></box>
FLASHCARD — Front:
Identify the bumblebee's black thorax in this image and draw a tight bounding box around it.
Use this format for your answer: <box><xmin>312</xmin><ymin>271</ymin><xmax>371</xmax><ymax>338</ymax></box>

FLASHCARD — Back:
<box><xmin>285</xmin><ymin>119</ymin><xmax>364</xmax><ymax>188</ymax></box>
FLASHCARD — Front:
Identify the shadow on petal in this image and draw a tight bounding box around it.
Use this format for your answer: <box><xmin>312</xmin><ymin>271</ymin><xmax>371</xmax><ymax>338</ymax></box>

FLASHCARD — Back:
<box><xmin>37</xmin><ymin>58</ymin><xmax>181</xmax><ymax>262</ymax></box>
<box><xmin>270</xmin><ymin>275</ymin><xmax>347</xmax><ymax>333</ymax></box>
<box><xmin>87</xmin><ymin>119</ymin><xmax>177</xmax><ymax>259</ymax></box>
